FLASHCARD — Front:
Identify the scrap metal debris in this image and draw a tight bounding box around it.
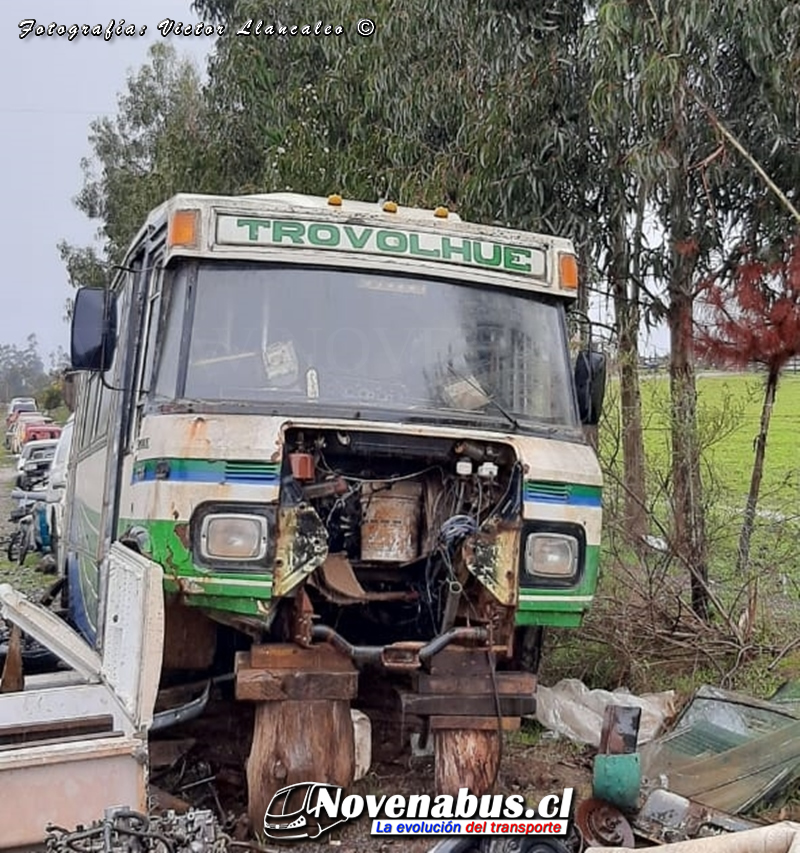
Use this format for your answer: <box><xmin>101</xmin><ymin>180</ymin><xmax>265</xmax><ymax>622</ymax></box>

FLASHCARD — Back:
<box><xmin>586</xmin><ymin>819</ymin><xmax>800</xmax><ymax>852</ymax></box>
<box><xmin>634</xmin><ymin>788</ymin><xmax>760</xmax><ymax>845</ymax></box>
<box><xmin>639</xmin><ymin>685</ymin><xmax>800</xmax><ymax>814</ymax></box>
<box><xmin>44</xmin><ymin>807</ymin><xmax>232</xmax><ymax>853</ymax></box>
<box><xmin>576</xmin><ymin>797</ymin><xmax>635</xmax><ymax>848</ymax></box>
<box><xmin>592</xmin><ymin>705</ymin><xmax>642</xmax><ymax>811</ymax></box>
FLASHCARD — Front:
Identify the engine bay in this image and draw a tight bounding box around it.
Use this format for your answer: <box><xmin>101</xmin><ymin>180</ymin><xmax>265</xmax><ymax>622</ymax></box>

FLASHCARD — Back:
<box><xmin>279</xmin><ymin>427</ymin><xmax>522</xmax><ymax>644</ymax></box>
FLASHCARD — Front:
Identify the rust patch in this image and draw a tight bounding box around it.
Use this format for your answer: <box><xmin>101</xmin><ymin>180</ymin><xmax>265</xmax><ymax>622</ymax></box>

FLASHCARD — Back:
<box><xmin>273</xmin><ymin>506</ymin><xmax>329</xmax><ymax>597</ymax></box>
<box><xmin>462</xmin><ymin>521</ymin><xmax>520</xmax><ymax>606</ymax></box>
<box><xmin>174</xmin><ymin>523</ymin><xmax>190</xmax><ymax>550</ymax></box>
<box><xmin>291</xmin><ymin>587</ymin><xmax>315</xmax><ymax>647</ymax></box>
<box><xmin>183</xmin><ymin>415</ymin><xmax>211</xmax><ymax>455</ymax></box>
<box><xmin>271</xmin><ymin>428</ymin><xmax>286</xmax><ymax>463</ymax></box>
<box><xmin>177</xmin><ymin>577</ymin><xmax>203</xmax><ymax>595</ymax></box>
<box><xmin>189</xmin><ymin>416</ymin><xmax>207</xmax><ymax>438</ymax></box>
<box><xmin>360</xmin><ymin>481</ymin><xmax>422</xmax><ymax>563</ymax></box>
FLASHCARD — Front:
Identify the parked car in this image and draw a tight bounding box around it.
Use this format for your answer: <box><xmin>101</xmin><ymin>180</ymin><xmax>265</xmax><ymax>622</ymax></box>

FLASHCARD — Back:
<box><xmin>5</xmin><ymin>397</ymin><xmax>37</xmax><ymax>425</ymax></box>
<box><xmin>4</xmin><ymin>400</ymin><xmax>38</xmax><ymax>448</ymax></box>
<box><xmin>15</xmin><ymin>438</ymin><xmax>58</xmax><ymax>490</ymax></box>
<box><xmin>21</xmin><ymin>422</ymin><xmax>61</xmax><ymax>445</ymax></box>
<box><xmin>45</xmin><ymin>415</ymin><xmax>74</xmax><ymax>570</ymax></box>
<box><xmin>10</xmin><ymin>414</ymin><xmax>52</xmax><ymax>455</ymax></box>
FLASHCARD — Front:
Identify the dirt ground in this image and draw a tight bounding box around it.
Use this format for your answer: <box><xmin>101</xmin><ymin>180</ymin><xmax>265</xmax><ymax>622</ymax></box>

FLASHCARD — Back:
<box><xmin>151</xmin><ymin>691</ymin><xmax>593</xmax><ymax>852</ymax></box>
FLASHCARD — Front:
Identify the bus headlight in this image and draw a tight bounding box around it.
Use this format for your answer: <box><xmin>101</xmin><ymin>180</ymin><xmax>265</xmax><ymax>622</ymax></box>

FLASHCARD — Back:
<box><xmin>524</xmin><ymin>533</ymin><xmax>579</xmax><ymax>580</ymax></box>
<box><xmin>200</xmin><ymin>514</ymin><xmax>268</xmax><ymax>561</ymax></box>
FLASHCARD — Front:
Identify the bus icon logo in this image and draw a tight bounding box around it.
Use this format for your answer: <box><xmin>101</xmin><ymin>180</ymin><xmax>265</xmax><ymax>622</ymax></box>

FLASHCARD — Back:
<box><xmin>263</xmin><ymin>782</ymin><xmax>347</xmax><ymax>840</ymax></box>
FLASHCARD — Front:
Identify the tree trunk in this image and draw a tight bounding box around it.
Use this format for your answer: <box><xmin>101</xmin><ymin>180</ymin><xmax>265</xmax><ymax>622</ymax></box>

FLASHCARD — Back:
<box><xmin>735</xmin><ymin>368</ymin><xmax>779</xmax><ymax>635</ymax></box>
<box><xmin>434</xmin><ymin>727</ymin><xmax>501</xmax><ymax>797</ymax></box>
<box><xmin>668</xmin><ymin>289</ymin><xmax>708</xmax><ymax>620</ymax></box>
<box><xmin>614</xmin><ymin>273</ymin><xmax>648</xmax><ymax>548</ymax></box>
<box><xmin>610</xmin><ymin>177</ymin><xmax>648</xmax><ymax>549</ymax></box>
<box><xmin>246</xmin><ymin>699</ymin><xmax>355</xmax><ymax>828</ymax></box>
<box><xmin>665</xmin><ymin>92</ymin><xmax>709</xmax><ymax>620</ymax></box>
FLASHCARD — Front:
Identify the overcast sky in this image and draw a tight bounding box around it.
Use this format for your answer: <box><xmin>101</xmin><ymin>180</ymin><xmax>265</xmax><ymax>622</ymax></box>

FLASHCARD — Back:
<box><xmin>1</xmin><ymin>0</ymin><xmax>209</xmax><ymax>361</ymax></box>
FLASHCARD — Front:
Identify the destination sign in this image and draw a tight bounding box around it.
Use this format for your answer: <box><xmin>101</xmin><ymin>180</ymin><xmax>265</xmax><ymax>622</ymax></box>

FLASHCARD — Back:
<box><xmin>214</xmin><ymin>215</ymin><xmax>549</xmax><ymax>279</ymax></box>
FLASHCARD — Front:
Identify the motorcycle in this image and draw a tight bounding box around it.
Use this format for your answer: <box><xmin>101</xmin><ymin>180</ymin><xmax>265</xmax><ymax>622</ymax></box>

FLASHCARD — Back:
<box><xmin>6</xmin><ymin>493</ymin><xmax>50</xmax><ymax>567</ymax></box>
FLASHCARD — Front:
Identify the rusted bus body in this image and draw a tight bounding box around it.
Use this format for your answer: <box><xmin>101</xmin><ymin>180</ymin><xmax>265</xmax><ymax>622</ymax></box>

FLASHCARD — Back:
<box><xmin>64</xmin><ymin>193</ymin><xmax>605</xmax><ymax>799</ymax></box>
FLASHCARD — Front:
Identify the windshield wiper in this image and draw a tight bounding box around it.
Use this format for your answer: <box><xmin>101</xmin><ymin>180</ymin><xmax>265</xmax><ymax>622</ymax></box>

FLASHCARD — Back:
<box><xmin>446</xmin><ymin>366</ymin><xmax>519</xmax><ymax>432</ymax></box>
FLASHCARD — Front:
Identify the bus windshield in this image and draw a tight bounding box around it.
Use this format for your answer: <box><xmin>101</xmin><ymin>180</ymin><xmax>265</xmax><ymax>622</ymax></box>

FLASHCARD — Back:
<box><xmin>152</xmin><ymin>261</ymin><xmax>580</xmax><ymax>431</ymax></box>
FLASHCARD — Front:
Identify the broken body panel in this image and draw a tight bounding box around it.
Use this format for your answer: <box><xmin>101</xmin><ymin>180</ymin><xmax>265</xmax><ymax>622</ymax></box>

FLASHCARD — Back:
<box><xmin>0</xmin><ymin>545</ymin><xmax>164</xmax><ymax>848</ymax></box>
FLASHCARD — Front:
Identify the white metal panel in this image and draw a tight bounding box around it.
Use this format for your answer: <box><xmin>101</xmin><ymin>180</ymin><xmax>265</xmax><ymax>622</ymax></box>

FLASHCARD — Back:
<box><xmin>100</xmin><ymin>543</ymin><xmax>164</xmax><ymax>730</ymax></box>
<box><xmin>0</xmin><ymin>738</ymin><xmax>145</xmax><ymax>849</ymax></box>
<box><xmin>0</xmin><ymin>682</ymin><xmax>131</xmax><ymax>734</ymax></box>
<box><xmin>0</xmin><ymin>584</ymin><xmax>101</xmax><ymax>680</ymax></box>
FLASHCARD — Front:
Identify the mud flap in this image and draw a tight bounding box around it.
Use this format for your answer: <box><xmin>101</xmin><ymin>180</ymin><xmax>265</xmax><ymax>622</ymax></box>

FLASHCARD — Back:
<box><xmin>0</xmin><ymin>543</ymin><xmax>164</xmax><ymax>849</ymax></box>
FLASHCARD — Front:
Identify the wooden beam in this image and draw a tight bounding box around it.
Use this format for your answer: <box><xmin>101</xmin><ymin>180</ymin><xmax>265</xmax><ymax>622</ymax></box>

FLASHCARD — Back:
<box><xmin>415</xmin><ymin>672</ymin><xmax>536</xmax><ymax>695</ymax></box>
<box><xmin>430</xmin><ymin>716</ymin><xmax>521</xmax><ymax>732</ymax></box>
<box><xmin>400</xmin><ymin>692</ymin><xmax>535</xmax><ymax>718</ymax></box>
<box><xmin>249</xmin><ymin>643</ymin><xmax>355</xmax><ymax>672</ymax></box>
<box><xmin>236</xmin><ymin>668</ymin><xmax>358</xmax><ymax>702</ymax></box>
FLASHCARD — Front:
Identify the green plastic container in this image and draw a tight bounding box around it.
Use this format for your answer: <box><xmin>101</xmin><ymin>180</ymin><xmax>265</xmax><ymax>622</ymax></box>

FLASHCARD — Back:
<box><xmin>593</xmin><ymin>753</ymin><xmax>641</xmax><ymax>811</ymax></box>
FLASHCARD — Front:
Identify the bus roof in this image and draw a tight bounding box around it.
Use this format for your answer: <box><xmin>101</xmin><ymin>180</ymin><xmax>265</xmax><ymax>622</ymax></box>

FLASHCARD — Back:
<box><xmin>128</xmin><ymin>192</ymin><xmax>580</xmax><ymax>298</ymax></box>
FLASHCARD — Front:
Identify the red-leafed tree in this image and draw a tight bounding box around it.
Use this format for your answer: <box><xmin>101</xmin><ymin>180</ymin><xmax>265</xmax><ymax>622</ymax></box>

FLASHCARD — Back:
<box><xmin>696</xmin><ymin>241</ymin><xmax>800</xmax><ymax>616</ymax></box>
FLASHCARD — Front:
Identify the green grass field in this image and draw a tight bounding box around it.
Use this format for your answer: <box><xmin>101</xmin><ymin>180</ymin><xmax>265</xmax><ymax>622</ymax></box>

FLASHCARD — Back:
<box><xmin>610</xmin><ymin>370</ymin><xmax>800</xmax><ymax>515</ymax></box>
<box><xmin>544</xmin><ymin>369</ymin><xmax>800</xmax><ymax>699</ymax></box>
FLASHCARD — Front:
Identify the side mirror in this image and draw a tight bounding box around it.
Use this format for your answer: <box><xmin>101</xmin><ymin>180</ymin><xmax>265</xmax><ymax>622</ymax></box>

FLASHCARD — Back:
<box><xmin>574</xmin><ymin>350</ymin><xmax>607</xmax><ymax>426</ymax></box>
<box><xmin>70</xmin><ymin>287</ymin><xmax>117</xmax><ymax>372</ymax></box>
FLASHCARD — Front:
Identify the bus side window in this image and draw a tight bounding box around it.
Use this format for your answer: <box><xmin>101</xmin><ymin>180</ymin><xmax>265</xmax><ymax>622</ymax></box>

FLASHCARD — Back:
<box><xmin>127</xmin><ymin>256</ymin><xmax>164</xmax><ymax>450</ymax></box>
<box><xmin>77</xmin><ymin>374</ymin><xmax>100</xmax><ymax>452</ymax></box>
<box><xmin>140</xmin><ymin>264</ymin><xmax>164</xmax><ymax>396</ymax></box>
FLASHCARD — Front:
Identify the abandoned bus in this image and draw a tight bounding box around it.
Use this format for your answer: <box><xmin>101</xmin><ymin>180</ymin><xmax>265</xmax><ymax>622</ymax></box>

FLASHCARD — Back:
<box><xmin>65</xmin><ymin>193</ymin><xmax>605</xmax><ymax>816</ymax></box>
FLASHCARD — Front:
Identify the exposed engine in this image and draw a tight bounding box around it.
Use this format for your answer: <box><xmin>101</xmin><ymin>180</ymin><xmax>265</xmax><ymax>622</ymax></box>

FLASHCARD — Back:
<box><xmin>279</xmin><ymin>427</ymin><xmax>522</xmax><ymax>645</ymax></box>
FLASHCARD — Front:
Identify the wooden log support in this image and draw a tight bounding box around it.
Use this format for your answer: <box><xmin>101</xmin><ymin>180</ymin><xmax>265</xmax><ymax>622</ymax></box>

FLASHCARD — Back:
<box><xmin>237</xmin><ymin>644</ymin><xmax>360</xmax><ymax>828</ymax></box>
<box><xmin>247</xmin><ymin>699</ymin><xmax>355</xmax><ymax>829</ymax></box>
<box><xmin>433</xmin><ymin>716</ymin><xmax>503</xmax><ymax>798</ymax></box>
<box><xmin>414</xmin><ymin>647</ymin><xmax>535</xmax><ymax>797</ymax></box>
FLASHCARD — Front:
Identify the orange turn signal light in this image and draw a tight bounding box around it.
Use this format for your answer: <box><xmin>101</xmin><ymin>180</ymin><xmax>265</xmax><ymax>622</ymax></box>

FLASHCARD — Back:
<box><xmin>168</xmin><ymin>209</ymin><xmax>199</xmax><ymax>248</ymax></box>
<box><xmin>559</xmin><ymin>253</ymin><xmax>578</xmax><ymax>290</ymax></box>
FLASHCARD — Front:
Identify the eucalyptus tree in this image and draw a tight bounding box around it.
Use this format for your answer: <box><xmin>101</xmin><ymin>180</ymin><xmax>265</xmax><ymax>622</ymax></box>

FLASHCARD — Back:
<box><xmin>58</xmin><ymin>42</ymin><xmax>219</xmax><ymax>283</ymax></box>
<box><xmin>587</xmin><ymin>0</ymin><xmax>800</xmax><ymax>619</ymax></box>
<box><xmin>194</xmin><ymin>0</ymin><xmax>596</xmax><ymax>238</ymax></box>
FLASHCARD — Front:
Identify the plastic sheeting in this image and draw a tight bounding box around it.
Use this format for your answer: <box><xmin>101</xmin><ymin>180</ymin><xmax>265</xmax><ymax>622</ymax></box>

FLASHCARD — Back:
<box><xmin>533</xmin><ymin>678</ymin><xmax>678</xmax><ymax>747</ymax></box>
